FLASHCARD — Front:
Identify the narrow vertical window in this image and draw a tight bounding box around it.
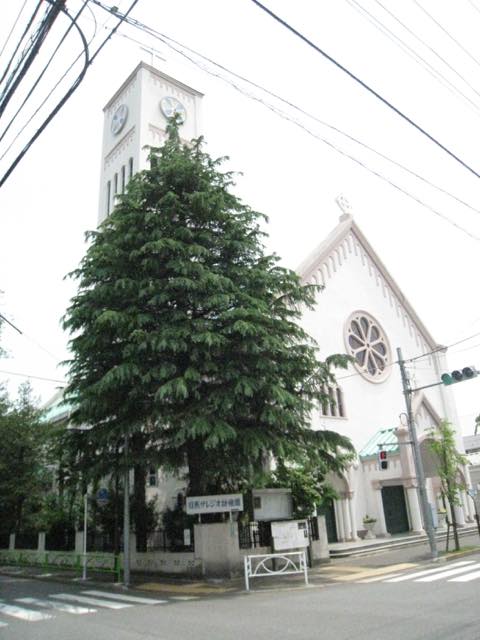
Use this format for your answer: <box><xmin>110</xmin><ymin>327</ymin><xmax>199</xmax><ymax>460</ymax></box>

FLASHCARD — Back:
<box><xmin>121</xmin><ymin>165</ymin><xmax>126</xmax><ymax>192</ymax></box>
<box><xmin>336</xmin><ymin>387</ymin><xmax>345</xmax><ymax>417</ymax></box>
<box><xmin>328</xmin><ymin>387</ymin><xmax>336</xmax><ymax>416</ymax></box>
<box><xmin>114</xmin><ymin>172</ymin><xmax>118</xmax><ymax>195</ymax></box>
<box><xmin>128</xmin><ymin>157</ymin><xmax>133</xmax><ymax>178</ymax></box>
<box><xmin>106</xmin><ymin>180</ymin><xmax>111</xmax><ymax>215</ymax></box>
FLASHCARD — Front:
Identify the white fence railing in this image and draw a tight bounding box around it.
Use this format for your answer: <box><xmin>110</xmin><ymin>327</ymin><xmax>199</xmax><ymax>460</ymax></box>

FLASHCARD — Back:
<box><xmin>244</xmin><ymin>551</ymin><xmax>308</xmax><ymax>591</ymax></box>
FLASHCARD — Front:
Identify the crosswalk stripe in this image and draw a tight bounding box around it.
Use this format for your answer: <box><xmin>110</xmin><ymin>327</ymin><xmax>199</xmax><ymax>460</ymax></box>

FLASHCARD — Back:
<box><xmin>16</xmin><ymin>597</ymin><xmax>95</xmax><ymax>614</ymax></box>
<box><xmin>81</xmin><ymin>590</ymin><xmax>167</xmax><ymax>605</ymax></box>
<box><xmin>385</xmin><ymin>560</ymin><xmax>475</xmax><ymax>583</ymax></box>
<box><xmin>0</xmin><ymin>621</ymin><xmax>8</xmax><ymax>627</ymax></box>
<box><xmin>51</xmin><ymin>593</ymin><xmax>132</xmax><ymax>609</ymax></box>
<box><xmin>358</xmin><ymin>573</ymin><xmax>403</xmax><ymax>583</ymax></box>
<box><xmin>0</xmin><ymin>601</ymin><xmax>53</xmax><ymax>621</ymax></box>
<box><xmin>416</xmin><ymin>563</ymin><xmax>480</xmax><ymax>582</ymax></box>
<box><xmin>449</xmin><ymin>569</ymin><xmax>480</xmax><ymax>583</ymax></box>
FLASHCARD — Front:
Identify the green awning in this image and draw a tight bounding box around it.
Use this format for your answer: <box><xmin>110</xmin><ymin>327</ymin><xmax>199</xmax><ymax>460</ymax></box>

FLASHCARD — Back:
<box><xmin>359</xmin><ymin>427</ymin><xmax>399</xmax><ymax>459</ymax></box>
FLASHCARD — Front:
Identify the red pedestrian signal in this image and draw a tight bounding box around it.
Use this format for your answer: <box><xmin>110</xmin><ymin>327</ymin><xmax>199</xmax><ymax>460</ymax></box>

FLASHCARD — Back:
<box><xmin>378</xmin><ymin>449</ymin><xmax>388</xmax><ymax>470</ymax></box>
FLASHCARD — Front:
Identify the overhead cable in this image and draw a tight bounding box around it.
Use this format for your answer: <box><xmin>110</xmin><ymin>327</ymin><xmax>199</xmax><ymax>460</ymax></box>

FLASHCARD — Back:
<box><xmin>249</xmin><ymin>0</ymin><xmax>480</xmax><ymax>179</ymax></box>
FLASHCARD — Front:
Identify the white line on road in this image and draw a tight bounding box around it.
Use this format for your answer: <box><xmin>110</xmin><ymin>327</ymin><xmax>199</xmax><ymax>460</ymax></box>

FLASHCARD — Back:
<box><xmin>50</xmin><ymin>593</ymin><xmax>132</xmax><ymax>609</ymax></box>
<box><xmin>0</xmin><ymin>601</ymin><xmax>53</xmax><ymax>621</ymax></box>
<box><xmin>416</xmin><ymin>563</ymin><xmax>480</xmax><ymax>582</ymax></box>
<box><xmin>0</xmin><ymin>621</ymin><xmax>8</xmax><ymax>627</ymax></box>
<box><xmin>358</xmin><ymin>573</ymin><xmax>403</xmax><ymax>583</ymax></box>
<box><xmin>16</xmin><ymin>597</ymin><xmax>96</xmax><ymax>614</ymax></box>
<box><xmin>81</xmin><ymin>590</ymin><xmax>167</xmax><ymax>605</ymax></box>
<box><xmin>449</xmin><ymin>569</ymin><xmax>480</xmax><ymax>583</ymax></box>
<box><xmin>384</xmin><ymin>561</ymin><xmax>475</xmax><ymax>583</ymax></box>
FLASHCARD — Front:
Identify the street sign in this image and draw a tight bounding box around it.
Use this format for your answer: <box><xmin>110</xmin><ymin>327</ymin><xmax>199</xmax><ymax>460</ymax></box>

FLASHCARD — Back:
<box><xmin>186</xmin><ymin>493</ymin><xmax>243</xmax><ymax>515</ymax></box>
<box><xmin>96</xmin><ymin>488</ymin><xmax>109</xmax><ymax>507</ymax></box>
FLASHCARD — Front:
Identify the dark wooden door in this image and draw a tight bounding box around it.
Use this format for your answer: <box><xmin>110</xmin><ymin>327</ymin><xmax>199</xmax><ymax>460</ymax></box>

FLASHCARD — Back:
<box><xmin>319</xmin><ymin>498</ymin><xmax>338</xmax><ymax>543</ymax></box>
<box><xmin>381</xmin><ymin>485</ymin><xmax>409</xmax><ymax>534</ymax></box>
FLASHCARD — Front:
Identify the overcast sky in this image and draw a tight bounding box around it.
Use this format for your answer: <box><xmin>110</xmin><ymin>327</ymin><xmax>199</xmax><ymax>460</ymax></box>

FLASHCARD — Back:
<box><xmin>1</xmin><ymin>0</ymin><xmax>480</xmax><ymax>436</ymax></box>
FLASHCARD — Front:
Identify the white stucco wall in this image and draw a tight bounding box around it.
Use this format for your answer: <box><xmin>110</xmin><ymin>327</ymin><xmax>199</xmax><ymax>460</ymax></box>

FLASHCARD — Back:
<box><xmin>300</xmin><ymin>228</ymin><xmax>449</xmax><ymax>452</ymax></box>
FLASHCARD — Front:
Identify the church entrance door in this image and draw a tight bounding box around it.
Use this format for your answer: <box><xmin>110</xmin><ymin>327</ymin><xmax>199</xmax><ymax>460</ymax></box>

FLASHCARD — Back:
<box><xmin>381</xmin><ymin>485</ymin><xmax>409</xmax><ymax>534</ymax></box>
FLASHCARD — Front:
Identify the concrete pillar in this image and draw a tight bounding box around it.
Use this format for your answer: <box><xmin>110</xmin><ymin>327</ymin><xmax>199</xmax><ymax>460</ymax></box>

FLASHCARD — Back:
<box><xmin>341</xmin><ymin>498</ymin><xmax>351</xmax><ymax>541</ymax></box>
<box><xmin>461</xmin><ymin>491</ymin><xmax>474</xmax><ymax>522</ymax></box>
<box><xmin>334</xmin><ymin>499</ymin><xmax>345</xmax><ymax>541</ymax></box>
<box><xmin>75</xmin><ymin>531</ymin><xmax>84</xmax><ymax>554</ymax></box>
<box><xmin>194</xmin><ymin>522</ymin><xmax>241</xmax><ymax>578</ymax></box>
<box><xmin>310</xmin><ymin>516</ymin><xmax>330</xmax><ymax>563</ymax></box>
<box><xmin>347</xmin><ymin>492</ymin><xmax>359</xmax><ymax>541</ymax></box>
<box><xmin>405</xmin><ymin>484</ymin><xmax>424</xmax><ymax>533</ymax></box>
<box><xmin>9</xmin><ymin>534</ymin><xmax>15</xmax><ymax>551</ymax></box>
<box><xmin>454</xmin><ymin>499</ymin><xmax>466</xmax><ymax>527</ymax></box>
<box><xmin>38</xmin><ymin>532</ymin><xmax>46</xmax><ymax>552</ymax></box>
<box><xmin>372</xmin><ymin>482</ymin><xmax>388</xmax><ymax>536</ymax></box>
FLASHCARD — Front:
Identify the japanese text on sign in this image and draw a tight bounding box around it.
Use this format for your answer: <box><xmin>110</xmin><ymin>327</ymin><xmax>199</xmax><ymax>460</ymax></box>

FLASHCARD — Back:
<box><xmin>186</xmin><ymin>493</ymin><xmax>244</xmax><ymax>514</ymax></box>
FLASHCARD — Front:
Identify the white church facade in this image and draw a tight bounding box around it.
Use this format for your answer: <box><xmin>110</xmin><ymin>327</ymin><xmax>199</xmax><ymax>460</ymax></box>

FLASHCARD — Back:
<box><xmin>44</xmin><ymin>62</ymin><xmax>474</xmax><ymax>546</ymax></box>
<box><xmin>299</xmin><ymin>210</ymin><xmax>474</xmax><ymax>541</ymax></box>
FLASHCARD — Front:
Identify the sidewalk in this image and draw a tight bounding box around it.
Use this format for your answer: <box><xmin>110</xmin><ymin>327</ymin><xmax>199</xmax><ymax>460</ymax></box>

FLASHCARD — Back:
<box><xmin>1</xmin><ymin>525</ymin><xmax>479</xmax><ymax>596</ymax></box>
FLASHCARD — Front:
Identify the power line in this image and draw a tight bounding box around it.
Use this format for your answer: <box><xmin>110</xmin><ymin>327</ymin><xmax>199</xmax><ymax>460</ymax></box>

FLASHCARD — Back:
<box><xmin>411</xmin><ymin>0</ymin><xmax>480</xmax><ymax>72</ymax></box>
<box><xmin>372</xmin><ymin>0</ymin><xmax>480</xmax><ymax>105</ymax></box>
<box><xmin>249</xmin><ymin>0</ymin><xmax>480</xmax><ymax>179</ymax></box>
<box><xmin>0</xmin><ymin>0</ymin><xmax>140</xmax><ymax>188</ymax></box>
<box><xmin>0</xmin><ymin>368</ymin><xmax>65</xmax><ymax>384</ymax></box>
<box><xmin>112</xmin><ymin>24</ymin><xmax>480</xmax><ymax>219</ymax></box>
<box><xmin>93</xmin><ymin>9</ymin><xmax>480</xmax><ymax>240</ymax></box>
<box><xmin>346</xmin><ymin>0</ymin><xmax>480</xmax><ymax>116</ymax></box>
<box><xmin>0</xmin><ymin>0</ymin><xmax>29</xmax><ymax>58</ymax></box>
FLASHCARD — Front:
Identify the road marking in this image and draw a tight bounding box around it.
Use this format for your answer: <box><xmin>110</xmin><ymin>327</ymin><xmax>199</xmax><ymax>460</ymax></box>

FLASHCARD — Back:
<box><xmin>170</xmin><ymin>596</ymin><xmax>200</xmax><ymax>601</ymax></box>
<box><xmin>0</xmin><ymin>621</ymin><xmax>8</xmax><ymax>627</ymax></box>
<box><xmin>334</xmin><ymin>563</ymin><xmax>417</xmax><ymax>582</ymax></box>
<box><xmin>449</xmin><ymin>569</ymin><xmax>480</xmax><ymax>583</ymax></box>
<box><xmin>82</xmin><ymin>590</ymin><xmax>167</xmax><ymax>605</ymax></box>
<box><xmin>416</xmin><ymin>563</ymin><xmax>480</xmax><ymax>582</ymax></box>
<box><xmin>385</xmin><ymin>560</ymin><xmax>475</xmax><ymax>583</ymax></box>
<box><xmin>0</xmin><ymin>601</ymin><xmax>53</xmax><ymax>621</ymax></box>
<box><xmin>51</xmin><ymin>593</ymin><xmax>132</xmax><ymax>609</ymax></box>
<box><xmin>16</xmin><ymin>597</ymin><xmax>95</xmax><ymax>614</ymax></box>
<box><xmin>358</xmin><ymin>573</ymin><xmax>403</xmax><ymax>583</ymax></box>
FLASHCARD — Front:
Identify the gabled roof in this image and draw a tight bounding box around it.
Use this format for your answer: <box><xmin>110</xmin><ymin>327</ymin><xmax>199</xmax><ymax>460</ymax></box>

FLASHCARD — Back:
<box><xmin>297</xmin><ymin>213</ymin><xmax>442</xmax><ymax>351</ymax></box>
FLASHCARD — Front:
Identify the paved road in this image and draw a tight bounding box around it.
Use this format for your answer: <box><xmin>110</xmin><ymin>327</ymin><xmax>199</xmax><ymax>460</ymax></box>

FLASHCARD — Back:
<box><xmin>1</xmin><ymin>554</ymin><xmax>480</xmax><ymax>639</ymax></box>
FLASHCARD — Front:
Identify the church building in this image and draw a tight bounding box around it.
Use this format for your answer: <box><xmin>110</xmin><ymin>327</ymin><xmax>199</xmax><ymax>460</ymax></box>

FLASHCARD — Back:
<box><xmin>46</xmin><ymin>61</ymin><xmax>474</xmax><ymax>546</ymax></box>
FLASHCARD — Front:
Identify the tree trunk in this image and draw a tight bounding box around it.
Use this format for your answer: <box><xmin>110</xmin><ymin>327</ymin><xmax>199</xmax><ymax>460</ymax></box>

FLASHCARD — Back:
<box><xmin>134</xmin><ymin>463</ymin><xmax>147</xmax><ymax>552</ymax></box>
<box><xmin>447</xmin><ymin>481</ymin><xmax>460</xmax><ymax>552</ymax></box>
<box><xmin>186</xmin><ymin>439</ymin><xmax>206</xmax><ymax>496</ymax></box>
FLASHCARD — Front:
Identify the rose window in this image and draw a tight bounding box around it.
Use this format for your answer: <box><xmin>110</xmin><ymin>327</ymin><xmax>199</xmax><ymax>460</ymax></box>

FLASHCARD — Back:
<box><xmin>344</xmin><ymin>312</ymin><xmax>391</xmax><ymax>382</ymax></box>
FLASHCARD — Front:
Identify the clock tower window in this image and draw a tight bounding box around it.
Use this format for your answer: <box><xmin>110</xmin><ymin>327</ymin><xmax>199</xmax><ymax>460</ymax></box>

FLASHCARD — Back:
<box><xmin>106</xmin><ymin>180</ymin><xmax>111</xmax><ymax>216</ymax></box>
<box><xmin>114</xmin><ymin>172</ymin><xmax>118</xmax><ymax>195</ymax></box>
<box><xmin>128</xmin><ymin>157</ymin><xmax>133</xmax><ymax>179</ymax></box>
<box><xmin>121</xmin><ymin>165</ymin><xmax>126</xmax><ymax>193</ymax></box>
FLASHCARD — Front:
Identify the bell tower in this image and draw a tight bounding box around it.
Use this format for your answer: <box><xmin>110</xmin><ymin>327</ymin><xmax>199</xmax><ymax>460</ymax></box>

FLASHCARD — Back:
<box><xmin>98</xmin><ymin>62</ymin><xmax>203</xmax><ymax>225</ymax></box>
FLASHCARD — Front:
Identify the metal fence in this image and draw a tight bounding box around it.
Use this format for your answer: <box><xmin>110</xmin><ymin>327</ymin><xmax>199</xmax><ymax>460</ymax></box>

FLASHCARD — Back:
<box><xmin>14</xmin><ymin>531</ymin><xmax>38</xmax><ymax>550</ymax></box>
<box><xmin>45</xmin><ymin>528</ymin><xmax>75</xmax><ymax>552</ymax></box>
<box><xmin>238</xmin><ymin>521</ymin><xmax>272</xmax><ymax>549</ymax></box>
<box><xmin>307</xmin><ymin>516</ymin><xmax>319</xmax><ymax>541</ymax></box>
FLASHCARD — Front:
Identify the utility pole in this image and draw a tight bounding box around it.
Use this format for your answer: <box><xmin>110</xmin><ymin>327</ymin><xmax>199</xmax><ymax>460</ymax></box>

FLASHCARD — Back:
<box><xmin>123</xmin><ymin>431</ymin><xmax>130</xmax><ymax>588</ymax></box>
<box><xmin>397</xmin><ymin>347</ymin><xmax>438</xmax><ymax>561</ymax></box>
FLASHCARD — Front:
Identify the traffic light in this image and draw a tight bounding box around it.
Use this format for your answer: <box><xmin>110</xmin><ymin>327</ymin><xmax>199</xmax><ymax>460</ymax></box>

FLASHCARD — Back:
<box><xmin>441</xmin><ymin>366</ymin><xmax>478</xmax><ymax>386</ymax></box>
<box><xmin>378</xmin><ymin>449</ymin><xmax>388</xmax><ymax>470</ymax></box>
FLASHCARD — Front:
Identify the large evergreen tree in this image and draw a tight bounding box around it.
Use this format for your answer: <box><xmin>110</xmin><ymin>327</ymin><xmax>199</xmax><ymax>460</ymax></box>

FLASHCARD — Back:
<box><xmin>64</xmin><ymin>120</ymin><xmax>351</xmax><ymax>501</ymax></box>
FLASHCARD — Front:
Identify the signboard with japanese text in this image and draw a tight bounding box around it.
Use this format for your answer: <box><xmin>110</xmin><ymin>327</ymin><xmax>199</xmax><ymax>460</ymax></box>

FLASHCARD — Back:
<box><xmin>186</xmin><ymin>493</ymin><xmax>244</xmax><ymax>515</ymax></box>
<box><xmin>271</xmin><ymin>520</ymin><xmax>309</xmax><ymax>551</ymax></box>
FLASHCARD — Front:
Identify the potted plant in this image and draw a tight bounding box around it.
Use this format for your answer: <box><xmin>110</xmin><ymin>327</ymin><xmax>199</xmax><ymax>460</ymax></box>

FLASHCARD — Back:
<box><xmin>363</xmin><ymin>515</ymin><xmax>377</xmax><ymax>539</ymax></box>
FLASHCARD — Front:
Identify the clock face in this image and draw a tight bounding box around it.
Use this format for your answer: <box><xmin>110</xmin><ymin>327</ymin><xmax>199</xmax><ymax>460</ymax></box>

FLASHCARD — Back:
<box><xmin>160</xmin><ymin>96</ymin><xmax>187</xmax><ymax>124</ymax></box>
<box><xmin>111</xmin><ymin>104</ymin><xmax>128</xmax><ymax>135</ymax></box>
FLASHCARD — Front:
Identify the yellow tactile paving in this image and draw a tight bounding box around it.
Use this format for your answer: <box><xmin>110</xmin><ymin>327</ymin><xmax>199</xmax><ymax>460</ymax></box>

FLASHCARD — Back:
<box><xmin>136</xmin><ymin>582</ymin><xmax>234</xmax><ymax>595</ymax></box>
<box><xmin>330</xmin><ymin>563</ymin><xmax>418</xmax><ymax>582</ymax></box>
